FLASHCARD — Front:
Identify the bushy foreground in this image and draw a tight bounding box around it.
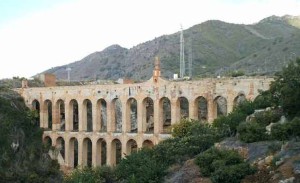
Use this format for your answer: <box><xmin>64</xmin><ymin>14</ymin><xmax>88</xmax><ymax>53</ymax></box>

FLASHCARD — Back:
<box><xmin>195</xmin><ymin>147</ymin><xmax>255</xmax><ymax>183</ymax></box>
<box><xmin>0</xmin><ymin>87</ymin><xmax>63</xmax><ymax>182</ymax></box>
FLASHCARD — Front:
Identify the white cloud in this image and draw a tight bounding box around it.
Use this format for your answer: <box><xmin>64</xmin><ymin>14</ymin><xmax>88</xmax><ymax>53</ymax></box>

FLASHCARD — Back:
<box><xmin>0</xmin><ymin>0</ymin><xmax>299</xmax><ymax>79</ymax></box>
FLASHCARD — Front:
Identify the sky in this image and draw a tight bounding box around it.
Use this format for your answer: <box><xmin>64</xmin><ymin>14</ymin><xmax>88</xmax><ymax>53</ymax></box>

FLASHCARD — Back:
<box><xmin>0</xmin><ymin>0</ymin><xmax>300</xmax><ymax>79</ymax></box>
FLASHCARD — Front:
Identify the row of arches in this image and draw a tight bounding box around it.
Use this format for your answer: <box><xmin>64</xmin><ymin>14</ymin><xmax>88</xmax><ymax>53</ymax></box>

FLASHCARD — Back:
<box><xmin>44</xmin><ymin>136</ymin><xmax>154</xmax><ymax>167</ymax></box>
<box><xmin>33</xmin><ymin>94</ymin><xmax>246</xmax><ymax>133</ymax></box>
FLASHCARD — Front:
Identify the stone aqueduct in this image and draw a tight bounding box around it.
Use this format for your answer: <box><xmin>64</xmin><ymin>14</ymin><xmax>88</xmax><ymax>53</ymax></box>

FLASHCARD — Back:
<box><xmin>16</xmin><ymin>61</ymin><xmax>272</xmax><ymax>169</ymax></box>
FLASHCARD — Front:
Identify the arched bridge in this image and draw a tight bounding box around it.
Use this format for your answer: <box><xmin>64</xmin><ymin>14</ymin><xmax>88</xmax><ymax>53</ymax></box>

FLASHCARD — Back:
<box><xmin>15</xmin><ymin>64</ymin><xmax>272</xmax><ymax>169</ymax></box>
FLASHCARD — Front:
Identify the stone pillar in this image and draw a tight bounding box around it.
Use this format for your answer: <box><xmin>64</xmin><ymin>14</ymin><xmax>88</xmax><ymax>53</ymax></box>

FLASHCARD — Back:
<box><xmin>52</xmin><ymin>102</ymin><xmax>59</xmax><ymax>131</ymax></box>
<box><xmin>78</xmin><ymin>101</ymin><xmax>84</xmax><ymax>132</ymax></box>
<box><xmin>41</xmin><ymin>102</ymin><xmax>49</xmax><ymax>129</ymax></box>
<box><xmin>122</xmin><ymin>99</ymin><xmax>129</xmax><ymax>133</ymax></box>
<box><xmin>65</xmin><ymin>100</ymin><xmax>71</xmax><ymax>131</ymax></box>
<box><xmin>106</xmin><ymin>139</ymin><xmax>112</xmax><ymax>166</ymax></box>
<box><xmin>39</xmin><ymin>103</ymin><xmax>45</xmax><ymax>128</ymax></box>
<box><xmin>137</xmin><ymin>100</ymin><xmax>143</xmax><ymax>133</ymax></box>
<box><xmin>92</xmin><ymin>101</ymin><xmax>98</xmax><ymax>132</ymax></box>
<box><xmin>67</xmin><ymin>138</ymin><xmax>75</xmax><ymax>168</ymax></box>
<box><xmin>207</xmin><ymin>97</ymin><xmax>215</xmax><ymax>123</ymax></box>
<box><xmin>189</xmin><ymin>99</ymin><xmax>197</xmax><ymax>120</ymax></box>
<box><xmin>153</xmin><ymin>99</ymin><xmax>161</xmax><ymax>134</ymax></box>
<box><xmin>137</xmin><ymin>138</ymin><xmax>143</xmax><ymax>149</ymax></box>
<box><xmin>64</xmin><ymin>138</ymin><xmax>70</xmax><ymax>167</ymax></box>
<box><xmin>171</xmin><ymin>99</ymin><xmax>179</xmax><ymax>125</ymax></box>
<box><xmin>107</xmin><ymin>102</ymin><xmax>113</xmax><ymax>133</ymax></box>
<box><xmin>82</xmin><ymin>139</ymin><xmax>87</xmax><ymax>167</ymax></box>
<box><xmin>122</xmin><ymin>139</ymin><xmax>127</xmax><ymax>158</ymax></box>
<box><xmin>227</xmin><ymin>96</ymin><xmax>234</xmax><ymax>114</ymax></box>
<box><xmin>108</xmin><ymin>140</ymin><xmax>117</xmax><ymax>166</ymax></box>
<box><xmin>78</xmin><ymin>138</ymin><xmax>83</xmax><ymax>167</ymax></box>
<box><xmin>94</xmin><ymin>139</ymin><xmax>101</xmax><ymax>167</ymax></box>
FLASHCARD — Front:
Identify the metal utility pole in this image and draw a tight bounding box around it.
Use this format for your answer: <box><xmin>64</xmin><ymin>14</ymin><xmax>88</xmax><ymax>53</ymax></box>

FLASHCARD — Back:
<box><xmin>66</xmin><ymin>67</ymin><xmax>71</xmax><ymax>82</ymax></box>
<box><xmin>180</xmin><ymin>25</ymin><xmax>185</xmax><ymax>78</ymax></box>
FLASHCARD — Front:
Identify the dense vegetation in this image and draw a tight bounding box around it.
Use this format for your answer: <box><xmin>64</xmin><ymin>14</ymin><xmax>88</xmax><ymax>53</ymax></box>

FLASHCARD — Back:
<box><xmin>0</xmin><ymin>86</ymin><xmax>63</xmax><ymax>182</ymax></box>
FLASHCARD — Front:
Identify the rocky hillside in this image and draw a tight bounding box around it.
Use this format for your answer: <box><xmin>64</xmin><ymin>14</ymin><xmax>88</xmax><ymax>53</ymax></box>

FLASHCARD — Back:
<box><xmin>41</xmin><ymin>15</ymin><xmax>300</xmax><ymax>81</ymax></box>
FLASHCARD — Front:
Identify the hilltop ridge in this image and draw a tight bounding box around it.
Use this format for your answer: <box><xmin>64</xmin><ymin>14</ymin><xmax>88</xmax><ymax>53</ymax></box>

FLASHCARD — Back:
<box><xmin>40</xmin><ymin>15</ymin><xmax>300</xmax><ymax>81</ymax></box>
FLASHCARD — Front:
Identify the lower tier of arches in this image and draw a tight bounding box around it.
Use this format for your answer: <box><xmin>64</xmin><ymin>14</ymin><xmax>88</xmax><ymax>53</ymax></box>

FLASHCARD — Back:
<box><xmin>43</xmin><ymin>131</ymin><xmax>170</xmax><ymax>168</ymax></box>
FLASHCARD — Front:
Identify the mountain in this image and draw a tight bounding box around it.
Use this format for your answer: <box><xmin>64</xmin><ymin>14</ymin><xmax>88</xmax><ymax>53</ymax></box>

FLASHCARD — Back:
<box><xmin>41</xmin><ymin>15</ymin><xmax>300</xmax><ymax>81</ymax></box>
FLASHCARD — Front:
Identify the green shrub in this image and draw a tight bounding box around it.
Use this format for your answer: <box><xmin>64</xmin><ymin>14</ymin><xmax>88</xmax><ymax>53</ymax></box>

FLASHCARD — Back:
<box><xmin>230</xmin><ymin>70</ymin><xmax>245</xmax><ymax>77</ymax></box>
<box><xmin>211</xmin><ymin>162</ymin><xmax>255</xmax><ymax>183</ymax></box>
<box><xmin>253</xmin><ymin>92</ymin><xmax>274</xmax><ymax>109</ymax></box>
<box><xmin>172</xmin><ymin>118</ymin><xmax>195</xmax><ymax>138</ymax></box>
<box><xmin>64</xmin><ymin>166</ymin><xmax>115</xmax><ymax>183</ymax></box>
<box><xmin>270</xmin><ymin>123</ymin><xmax>290</xmax><ymax>141</ymax></box>
<box><xmin>254</xmin><ymin>109</ymin><xmax>282</xmax><ymax>126</ymax></box>
<box><xmin>64</xmin><ymin>167</ymin><xmax>100</xmax><ymax>183</ymax></box>
<box><xmin>116</xmin><ymin>119</ymin><xmax>218</xmax><ymax>182</ymax></box>
<box><xmin>234</xmin><ymin>100</ymin><xmax>256</xmax><ymax>116</ymax></box>
<box><xmin>212</xmin><ymin>100</ymin><xmax>258</xmax><ymax>138</ymax></box>
<box><xmin>237</xmin><ymin>121</ymin><xmax>268</xmax><ymax>143</ymax></box>
<box><xmin>270</xmin><ymin>117</ymin><xmax>300</xmax><ymax>141</ymax></box>
<box><xmin>115</xmin><ymin>148</ymin><xmax>166</xmax><ymax>183</ymax></box>
<box><xmin>290</xmin><ymin>117</ymin><xmax>300</xmax><ymax>137</ymax></box>
<box><xmin>266</xmin><ymin>58</ymin><xmax>300</xmax><ymax>118</ymax></box>
<box><xmin>195</xmin><ymin>147</ymin><xmax>255</xmax><ymax>183</ymax></box>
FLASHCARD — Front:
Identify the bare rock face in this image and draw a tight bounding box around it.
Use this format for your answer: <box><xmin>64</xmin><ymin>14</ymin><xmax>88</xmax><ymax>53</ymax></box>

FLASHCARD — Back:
<box><xmin>164</xmin><ymin>159</ymin><xmax>211</xmax><ymax>183</ymax></box>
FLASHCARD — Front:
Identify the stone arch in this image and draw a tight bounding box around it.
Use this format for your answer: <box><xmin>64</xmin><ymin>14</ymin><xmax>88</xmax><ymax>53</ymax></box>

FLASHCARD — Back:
<box><xmin>44</xmin><ymin>99</ymin><xmax>52</xmax><ymax>130</ymax></box>
<box><xmin>195</xmin><ymin>96</ymin><xmax>208</xmax><ymax>121</ymax></box>
<box><xmin>83</xmin><ymin>99</ymin><xmax>93</xmax><ymax>132</ymax></box>
<box><xmin>142</xmin><ymin>140</ymin><xmax>154</xmax><ymax>149</ymax></box>
<box><xmin>69</xmin><ymin>99</ymin><xmax>79</xmax><ymax>131</ymax></box>
<box><xmin>97</xmin><ymin>99</ymin><xmax>107</xmax><ymax>132</ymax></box>
<box><xmin>32</xmin><ymin>99</ymin><xmax>40</xmax><ymax>127</ymax></box>
<box><xmin>82</xmin><ymin>137</ymin><xmax>92</xmax><ymax>167</ymax></box>
<box><xmin>159</xmin><ymin>97</ymin><xmax>171</xmax><ymax>133</ymax></box>
<box><xmin>96</xmin><ymin>138</ymin><xmax>107</xmax><ymax>166</ymax></box>
<box><xmin>56</xmin><ymin>99</ymin><xmax>65</xmax><ymax>131</ymax></box>
<box><xmin>178</xmin><ymin>97</ymin><xmax>189</xmax><ymax>119</ymax></box>
<box><xmin>112</xmin><ymin>98</ymin><xmax>122</xmax><ymax>132</ymax></box>
<box><xmin>234</xmin><ymin>92</ymin><xmax>246</xmax><ymax>107</ymax></box>
<box><xmin>126</xmin><ymin>139</ymin><xmax>137</xmax><ymax>155</ymax></box>
<box><xmin>55</xmin><ymin>137</ymin><xmax>65</xmax><ymax>164</ymax></box>
<box><xmin>214</xmin><ymin>96</ymin><xmax>227</xmax><ymax>118</ymax></box>
<box><xmin>126</xmin><ymin>98</ymin><xmax>137</xmax><ymax>133</ymax></box>
<box><xmin>142</xmin><ymin>97</ymin><xmax>154</xmax><ymax>133</ymax></box>
<box><xmin>111</xmin><ymin>139</ymin><xmax>122</xmax><ymax>166</ymax></box>
<box><xmin>43</xmin><ymin>136</ymin><xmax>52</xmax><ymax>148</ymax></box>
<box><xmin>68</xmin><ymin>137</ymin><xmax>78</xmax><ymax>168</ymax></box>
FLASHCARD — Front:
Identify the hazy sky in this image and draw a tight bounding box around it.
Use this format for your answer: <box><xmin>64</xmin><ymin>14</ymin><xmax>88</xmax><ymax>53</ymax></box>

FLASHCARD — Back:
<box><xmin>0</xmin><ymin>0</ymin><xmax>299</xmax><ymax>79</ymax></box>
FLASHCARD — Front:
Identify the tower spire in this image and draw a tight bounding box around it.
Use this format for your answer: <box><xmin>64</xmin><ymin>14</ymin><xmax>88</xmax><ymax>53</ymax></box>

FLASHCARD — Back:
<box><xmin>153</xmin><ymin>57</ymin><xmax>161</xmax><ymax>83</ymax></box>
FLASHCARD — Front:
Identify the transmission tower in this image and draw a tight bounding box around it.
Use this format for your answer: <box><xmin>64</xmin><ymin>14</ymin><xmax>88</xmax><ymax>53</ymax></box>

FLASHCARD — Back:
<box><xmin>188</xmin><ymin>40</ymin><xmax>193</xmax><ymax>78</ymax></box>
<box><xmin>180</xmin><ymin>25</ymin><xmax>185</xmax><ymax>78</ymax></box>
